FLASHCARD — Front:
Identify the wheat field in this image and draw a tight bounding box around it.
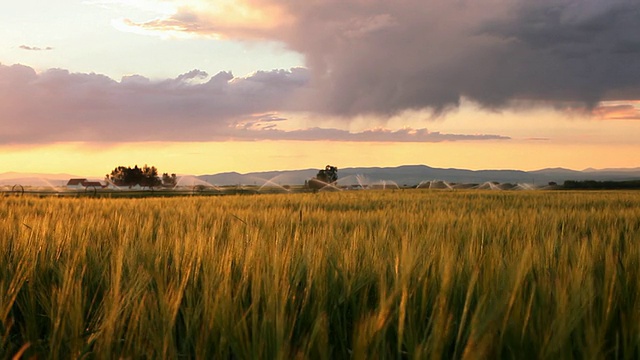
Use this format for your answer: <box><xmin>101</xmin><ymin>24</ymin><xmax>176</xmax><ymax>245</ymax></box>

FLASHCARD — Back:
<box><xmin>1</xmin><ymin>190</ymin><xmax>640</xmax><ymax>359</ymax></box>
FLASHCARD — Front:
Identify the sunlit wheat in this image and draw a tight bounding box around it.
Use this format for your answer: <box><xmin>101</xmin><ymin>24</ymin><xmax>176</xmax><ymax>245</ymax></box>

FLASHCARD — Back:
<box><xmin>1</xmin><ymin>191</ymin><xmax>639</xmax><ymax>358</ymax></box>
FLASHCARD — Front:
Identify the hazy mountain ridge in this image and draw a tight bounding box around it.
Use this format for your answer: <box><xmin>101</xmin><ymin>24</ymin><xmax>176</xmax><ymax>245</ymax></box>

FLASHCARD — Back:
<box><xmin>0</xmin><ymin>172</ymin><xmax>82</xmax><ymax>180</ymax></box>
<box><xmin>197</xmin><ymin>165</ymin><xmax>640</xmax><ymax>186</ymax></box>
<box><xmin>0</xmin><ymin>173</ymin><xmax>98</xmax><ymax>187</ymax></box>
<box><xmin>3</xmin><ymin>165</ymin><xmax>640</xmax><ymax>187</ymax></box>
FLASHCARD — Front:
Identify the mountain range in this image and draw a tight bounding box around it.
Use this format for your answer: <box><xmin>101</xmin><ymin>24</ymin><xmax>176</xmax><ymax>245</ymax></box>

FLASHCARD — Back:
<box><xmin>0</xmin><ymin>172</ymin><xmax>84</xmax><ymax>187</ymax></box>
<box><xmin>2</xmin><ymin>165</ymin><xmax>640</xmax><ymax>188</ymax></box>
<box><xmin>197</xmin><ymin>165</ymin><xmax>640</xmax><ymax>187</ymax></box>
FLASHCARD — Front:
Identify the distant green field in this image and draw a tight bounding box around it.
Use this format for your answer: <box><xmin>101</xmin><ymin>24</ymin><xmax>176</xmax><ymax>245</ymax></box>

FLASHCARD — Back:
<box><xmin>2</xmin><ymin>191</ymin><xmax>640</xmax><ymax>358</ymax></box>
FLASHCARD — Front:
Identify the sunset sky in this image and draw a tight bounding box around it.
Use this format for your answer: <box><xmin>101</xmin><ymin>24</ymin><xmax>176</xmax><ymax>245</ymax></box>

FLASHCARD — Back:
<box><xmin>1</xmin><ymin>0</ymin><xmax>639</xmax><ymax>176</ymax></box>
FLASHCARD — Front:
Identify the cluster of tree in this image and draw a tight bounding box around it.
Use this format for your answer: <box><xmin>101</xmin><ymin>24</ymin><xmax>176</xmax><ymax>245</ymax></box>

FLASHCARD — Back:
<box><xmin>107</xmin><ymin>165</ymin><xmax>177</xmax><ymax>187</ymax></box>
<box><xmin>562</xmin><ymin>180</ymin><xmax>640</xmax><ymax>190</ymax></box>
<box><xmin>316</xmin><ymin>165</ymin><xmax>338</xmax><ymax>183</ymax></box>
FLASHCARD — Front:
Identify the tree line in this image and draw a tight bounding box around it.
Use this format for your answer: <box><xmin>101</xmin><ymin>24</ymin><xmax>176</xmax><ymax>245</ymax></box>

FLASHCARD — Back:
<box><xmin>107</xmin><ymin>165</ymin><xmax>177</xmax><ymax>187</ymax></box>
<box><xmin>562</xmin><ymin>180</ymin><xmax>640</xmax><ymax>190</ymax></box>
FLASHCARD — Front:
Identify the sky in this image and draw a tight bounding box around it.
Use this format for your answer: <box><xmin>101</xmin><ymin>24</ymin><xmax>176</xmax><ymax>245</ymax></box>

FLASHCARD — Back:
<box><xmin>1</xmin><ymin>0</ymin><xmax>639</xmax><ymax>176</ymax></box>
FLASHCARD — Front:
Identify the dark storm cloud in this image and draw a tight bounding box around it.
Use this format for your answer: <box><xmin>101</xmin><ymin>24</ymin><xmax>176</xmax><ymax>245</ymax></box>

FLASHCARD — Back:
<box><xmin>129</xmin><ymin>0</ymin><xmax>640</xmax><ymax>115</ymax></box>
<box><xmin>286</xmin><ymin>0</ymin><xmax>640</xmax><ymax>114</ymax></box>
<box><xmin>471</xmin><ymin>0</ymin><xmax>640</xmax><ymax>107</ymax></box>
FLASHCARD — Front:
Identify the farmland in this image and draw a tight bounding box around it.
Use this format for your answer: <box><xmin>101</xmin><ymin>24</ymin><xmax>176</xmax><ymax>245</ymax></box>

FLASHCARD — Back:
<box><xmin>1</xmin><ymin>190</ymin><xmax>640</xmax><ymax>358</ymax></box>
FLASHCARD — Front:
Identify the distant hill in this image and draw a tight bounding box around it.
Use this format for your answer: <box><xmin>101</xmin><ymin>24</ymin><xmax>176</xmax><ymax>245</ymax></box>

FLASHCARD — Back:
<box><xmin>198</xmin><ymin>169</ymin><xmax>318</xmax><ymax>186</ymax></box>
<box><xmin>3</xmin><ymin>165</ymin><xmax>640</xmax><ymax>188</ymax></box>
<box><xmin>583</xmin><ymin>167</ymin><xmax>640</xmax><ymax>173</ymax></box>
<box><xmin>0</xmin><ymin>172</ymin><xmax>96</xmax><ymax>187</ymax></box>
<box><xmin>197</xmin><ymin>165</ymin><xmax>640</xmax><ymax>187</ymax></box>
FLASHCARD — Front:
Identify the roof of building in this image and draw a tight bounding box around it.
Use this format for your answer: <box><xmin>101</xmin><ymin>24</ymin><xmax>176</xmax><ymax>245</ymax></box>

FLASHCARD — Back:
<box><xmin>67</xmin><ymin>178</ymin><xmax>87</xmax><ymax>186</ymax></box>
<box><xmin>67</xmin><ymin>178</ymin><xmax>104</xmax><ymax>187</ymax></box>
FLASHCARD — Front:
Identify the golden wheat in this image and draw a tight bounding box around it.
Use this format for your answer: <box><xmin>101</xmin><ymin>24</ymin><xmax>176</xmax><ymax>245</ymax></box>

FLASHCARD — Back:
<box><xmin>1</xmin><ymin>190</ymin><xmax>639</xmax><ymax>358</ymax></box>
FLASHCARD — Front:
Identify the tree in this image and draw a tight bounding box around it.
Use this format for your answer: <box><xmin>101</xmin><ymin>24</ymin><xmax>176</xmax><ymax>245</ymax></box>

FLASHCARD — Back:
<box><xmin>141</xmin><ymin>165</ymin><xmax>161</xmax><ymax>186</ymax></box>
<box><xmin>162</xmin><ymin>173</ymin><xmax>178</xmax><ymax>187</ymax></box>
<box><xmin>108</xmin><ymin>164</ymin><xmax>162</xmax><ymax>187</ymax></box>
<box><xmin>316</xmin><ymin>165</ymin><xmax>338</xmax><ymax>183</ymax></box>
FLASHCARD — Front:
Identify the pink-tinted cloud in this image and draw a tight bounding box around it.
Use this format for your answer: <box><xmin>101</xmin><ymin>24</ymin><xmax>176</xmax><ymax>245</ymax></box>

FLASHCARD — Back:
<box><xmin>0</xmin><ymin>63</ymin><xmax>306</xmax><ymax>143</ymax></box>
<box><xmin>123</xmin><ymin>0</ymin><xmax>640</xmax><ymax>116</ymax></box>
<box><xmin>232</xmin><ymin>126</ymin><xmax>510</xmax><ymax>142</ymax></box>
<box><xmin>593</xmin><ymin>102</ymin><xmax>640</xmax><ymax>120</ymax></box>
<box><xmin>19</xmin><ymin>45</ymin><xmax>54</xmax><ymax>51</ymax></box>
<box><xmin>117</xmin><ymin>1</ymin><xmax>290</xmax><ymax>39</ymax></box>
<box><xmin>0</xmin><ymin>63</ymin><xmax>508</xmax><ymax>144</ymax></box>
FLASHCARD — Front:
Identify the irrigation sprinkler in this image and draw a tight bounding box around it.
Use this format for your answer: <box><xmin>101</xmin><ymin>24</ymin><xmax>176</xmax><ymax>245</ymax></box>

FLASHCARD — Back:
<box><xmin>84</xmin><ymin>185</ymin><xmax>98</xmax><ymax>196</ymax></box>
<box><xmin>12</xmin><ymin>184</ymin><xmax>24</xmax><ymax>195</ymax></box>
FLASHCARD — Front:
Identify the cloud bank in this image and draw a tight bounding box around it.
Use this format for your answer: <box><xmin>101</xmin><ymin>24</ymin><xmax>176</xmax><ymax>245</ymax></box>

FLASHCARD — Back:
<box><xmin>0</xmin><ymin>63</ymin><xmax>507</xmax><ymax>143</ymax></box>
<box><xmin>125</xmin><ymin>0</ymin><xmax>640</xmax><ymax>115</ymax></box>
<box><xmin>7</xmin><ymin>1</ymin><xmax>638</xmax><ymax>144</ymax></box>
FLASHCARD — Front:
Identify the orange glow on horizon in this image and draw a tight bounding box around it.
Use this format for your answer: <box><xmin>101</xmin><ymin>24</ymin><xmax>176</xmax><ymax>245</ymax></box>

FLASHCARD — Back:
<box><xmin>1</xmin><ymin>140</ymin><xmax>638</xmax><ymax>177</ymax></box>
